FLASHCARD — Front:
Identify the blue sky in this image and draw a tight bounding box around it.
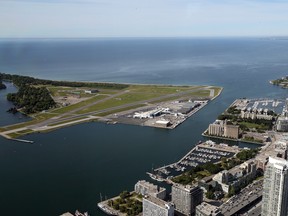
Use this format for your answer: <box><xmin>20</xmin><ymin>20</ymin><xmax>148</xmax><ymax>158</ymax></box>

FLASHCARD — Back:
<box><xmin>1</xmin><ymin>0</ymin><xmax>288</xmax><ymax>38</ymax></box>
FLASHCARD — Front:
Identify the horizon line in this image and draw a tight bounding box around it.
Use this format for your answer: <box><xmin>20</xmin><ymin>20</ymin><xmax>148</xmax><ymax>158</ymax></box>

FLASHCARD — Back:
<box><xmin>0</xmin><ymin>35</ymin><xmax>288</xmax><ymax>40</ymax></box>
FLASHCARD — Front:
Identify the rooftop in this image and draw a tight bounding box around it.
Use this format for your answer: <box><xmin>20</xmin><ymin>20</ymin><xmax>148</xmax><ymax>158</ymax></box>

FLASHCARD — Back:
<box><xmin>173</xmin><ymin>183</ymin><xmax>199</xmax><ymax>192</ymax></box>
<box><xmin>144</xmin><ymin>196</ymin><xmax>173</xmax><ymax>209</ymax></box>
<box><xmin>269</xmin><ymin>156</ymin><xmax>288</xmax><ymax>168</ymax></box>
<box><xmin>136</xmin><ymin>180</ymin><xmax>166</xmax><ymax>193</ymax></box>
<box><xmin>196</xmin><ymin>202</ymin><xmax>220</xmax><ymax>215</ymax></box>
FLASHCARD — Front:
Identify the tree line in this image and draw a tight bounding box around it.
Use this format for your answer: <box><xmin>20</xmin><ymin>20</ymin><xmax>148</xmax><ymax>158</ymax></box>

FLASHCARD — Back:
<box><xmin>1</xmin><ymin>72</ymin><xmax>130</xmax><ymax>114</ymax></box>
<box><xmin>0</xmin><ymin>72</ymin><xmax>129</xmax><ymax>90</ymax></box>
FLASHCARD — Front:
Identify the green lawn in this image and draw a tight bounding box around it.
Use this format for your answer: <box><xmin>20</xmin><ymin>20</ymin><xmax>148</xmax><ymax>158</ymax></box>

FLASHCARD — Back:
<box><xmin>48</xmin><ymin>85</ymin><xmax>120</xmax><ymax>97</ymax></box>
<box><xmin>197</xmin><ymin>170</ymin><xmax>211</xmax><ymax>177</ymax></box>
<box><xmin>47</xmin><ymin>116</ymin><xmax>90</xmax><ymax>127</ymax></box>
<box><xmin>52</xmin><ymin>94</ymin><xmax>108</xmax><ymax>114</ymax></box>
<box><xmin>127</xmin><ymin>85</ymin><xmax>198</xmax><ymax>94</ymax></box>
<box><xmin>2</xmin><ymin>119</ymin><xmax>43</xmax><ymax>131</ymax></box>
<box><xmin>151</xmin><ymin>90</ymin><xmax>211</xmax><ymax>104</ymax></box>
<box><xmin>187</xmin><ymin>90</ymin><xmax>210</xmax><ymax>97</ymax></box>
<box><xmin>47</xmin><ymin>86</ymin><xmax>74</xmax><ymax>96</ymax></box>
<box><xmin>6</xmin><ymin>132</ymin><xmax>19</xmax><ymax>138</ymax></box>
<box><xmin>76</xmin><ymin>92</ymin><xmax>163</xmax><ymax>114</ymax></box>
<box><xmin>96</xmin><ymin>104</ymin><xmax>145</xmax><ymax>117</ymax></box>
<box><xmin>34</xmin><ymin>113</ymin><xmax>59</xmax><ymax>120</ymax></box>
<box><xmin>16</xmin><ymin>129</ymin><xmax>34</xmax><ymax>135</ymax></box>
<box><xmin>239</xmin><ymin>121</ymin><xmax>269</xmax><ymax>130</ymax></box>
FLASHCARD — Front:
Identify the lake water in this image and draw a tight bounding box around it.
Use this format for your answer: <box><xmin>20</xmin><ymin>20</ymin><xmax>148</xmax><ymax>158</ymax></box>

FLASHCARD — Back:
<box><xmin>0</xmin><ymin>38</ymin><xmax>287</xmax><ymax>216</ymax></box>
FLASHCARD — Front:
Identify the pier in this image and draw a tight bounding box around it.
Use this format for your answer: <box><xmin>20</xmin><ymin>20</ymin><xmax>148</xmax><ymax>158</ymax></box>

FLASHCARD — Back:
<box><xmin>0</xmin><ymin>131</ymin><xmax>34</xmax><ymax>144</ymax></box>
<box><xmin>11</xmin><ymin>138</ymin><xmax>34</xmax><ymax>144</ymax></box>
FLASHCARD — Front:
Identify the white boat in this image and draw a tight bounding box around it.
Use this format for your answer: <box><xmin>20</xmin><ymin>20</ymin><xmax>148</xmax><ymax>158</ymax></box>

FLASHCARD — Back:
<box><xmin>146</xmin><ymin>172</ymin><xmax>164</xmax><ymax>182</ymax></box>
<box><xmin>75</xmin><ymin>210</ymin><xmax>89</xmax><ymax>216</ymax></box>
<box><xmin>97</xmin><ymin>203</ymin><xmax>117</xmax><ymax>216</ymax></box>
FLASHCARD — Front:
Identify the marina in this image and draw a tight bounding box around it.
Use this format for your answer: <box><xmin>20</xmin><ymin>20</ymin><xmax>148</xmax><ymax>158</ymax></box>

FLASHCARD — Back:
<box><xmin>231</xmin><ymin>98</ymin><xmax>285</xmax><ymax>115</ymax></box>
<box><xmin>149</xmin><ymin>141</ymin><xmax>240</xmax><ymax>182</ymax></box>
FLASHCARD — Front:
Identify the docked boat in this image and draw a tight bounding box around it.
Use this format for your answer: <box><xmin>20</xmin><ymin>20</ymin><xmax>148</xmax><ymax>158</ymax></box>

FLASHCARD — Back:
<box><xmin>146</xmin><ymin>172</ymin><xmax>164</xmax><ymax>182</ymax></box>
<box><xmin>75</xmin><ymin>210</ymin><xmax>89</xmax><ymax>216</ymax></box>
<box><xmin>61</xmin><ymin>210</ymin><xmax>89</xmax><ymax>216</ymax></box>
<box><xmin>97</xmin><ymin>203</ymin><xmax>117</xmax><ymax>216</ymax></box>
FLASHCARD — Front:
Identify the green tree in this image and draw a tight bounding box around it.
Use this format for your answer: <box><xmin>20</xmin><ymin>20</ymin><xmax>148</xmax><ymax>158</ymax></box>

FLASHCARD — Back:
<box><xmin>7</xmin><ymin>86</ymin><xmax>56</xmax><ymax>114</ymax></box>
<box><xmin>206</xmin><ymin>190</ymin><xmax>214</xmax><ymax>199</ymax></box>
<box><xmin>120</xmin><ymin>191</ymin><xmax>130</xmax><ymax>199</ymax></box>
<box><xmin>119</xmin><ymin>205</ymin><xmax>127</xmax><ymax>213</ymax></box>
<box><xmin>228</xmin><ymin>186</ymin><xmax>236</xmax><ymax>197</ymax></box>
<box><xmin>0</xmin><ymin>81</ymin><xmax>6</xmax><ymax>90</ymax></box>
<box><xmin>113</xmin><ymin>203</ymin><xmax>120</xmax><ymax>210</ymax></box>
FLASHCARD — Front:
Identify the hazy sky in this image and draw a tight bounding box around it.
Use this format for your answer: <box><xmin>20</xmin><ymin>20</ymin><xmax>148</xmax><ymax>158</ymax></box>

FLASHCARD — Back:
<box><xmin>1</xmin><ymin>0</ymin><xmax>288</xmax><ymax>38</ymax></box>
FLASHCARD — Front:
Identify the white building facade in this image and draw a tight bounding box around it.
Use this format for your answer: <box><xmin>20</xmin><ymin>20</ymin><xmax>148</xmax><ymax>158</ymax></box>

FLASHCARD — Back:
<box><xmin>262</xmin><ymin>157</ymin><xmax>288</xmax><ymax>216</ymax></box>
<box><xmin>143</xmin><ymin>196</ymin><xmax>174</xmax><ymax>216</ymax></box>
